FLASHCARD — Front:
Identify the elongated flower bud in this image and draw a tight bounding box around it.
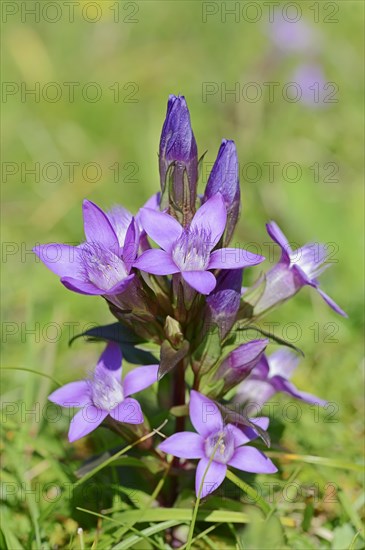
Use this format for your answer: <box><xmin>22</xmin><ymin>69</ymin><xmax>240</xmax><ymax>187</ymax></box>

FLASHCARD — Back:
<box><xmin>205</xmin><ymin>269</ymin><xmax>243</xmax><ymax>339</ymax></box>
<box><xmin>159</xmin><ymin>95</ymin><xmax>198</xmax><ymax>224</ymax></box>
<box><xmin>203</xmin><ymin>139</ymin><xmax>240</xmax><ymax>245</ymax></box>
<box><xmin>216</xmin><ymin>339</ymin><xmax>268</xmax><ymax>393</ymax></box>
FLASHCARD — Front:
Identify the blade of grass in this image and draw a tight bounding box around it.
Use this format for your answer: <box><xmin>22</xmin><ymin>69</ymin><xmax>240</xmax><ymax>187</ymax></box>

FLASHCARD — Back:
<box><xmin>0</xmin><ymin>366</ymin><xmax>62</xmax><ymax>387</ymax></box>
<box><xmin>226</xmin><ymin>469</ymin><xmax>272</xmax><ymax>516</ymax></box>
<box><xmin>267</xmin><ymin>452</ymin><xmax>364</xmax><ymax>472</ymax></box>
<box><xmin>74</xmin><ymin>419</ymin><xmax>168</xmax><ymax>487</ymax></box>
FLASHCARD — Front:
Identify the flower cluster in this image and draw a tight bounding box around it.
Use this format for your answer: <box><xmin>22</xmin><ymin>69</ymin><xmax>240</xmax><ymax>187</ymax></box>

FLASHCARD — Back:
<box><xmin>35</xmin><ymin>95</ymin><xmax>346</xmax><ymax>499</ymax></box>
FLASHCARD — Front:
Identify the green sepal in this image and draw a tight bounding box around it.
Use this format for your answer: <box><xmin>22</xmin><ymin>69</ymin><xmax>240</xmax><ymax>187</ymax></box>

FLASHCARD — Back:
<box><xmin>158</xmin><ymin>338</ymin><xmax>190</xmax><ymax>380</ymax></box>
<box><xmin>191</xmin><ymin>324</ymin><xmax>221</xmax><ymax>375</ymax></box>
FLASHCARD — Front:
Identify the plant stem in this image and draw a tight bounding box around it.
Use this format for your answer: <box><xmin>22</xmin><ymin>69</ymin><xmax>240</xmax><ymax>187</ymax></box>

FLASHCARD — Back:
<box><xmin>168</xmin><ymin>359</ymin><xmax>186</xmax><ymax>505</ymax></box>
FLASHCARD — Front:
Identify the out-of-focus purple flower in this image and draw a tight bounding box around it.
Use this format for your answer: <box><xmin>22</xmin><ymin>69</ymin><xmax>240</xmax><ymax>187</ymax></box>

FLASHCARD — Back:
<box><xmin>203</xmin><ymin>140</ymin><xmax>240</xmax><ymax>245</ymax></box>
<box><xmin>235</xmin><ymin>349</ymin><xmax>326</xmax><ymax>408</ymax></box>
<box><xmin>48</xmin><ymin>342</ymin><xmax>159</xmax><ymax>442</ymax></box>
<box><xmin>159</xmin><ymin>95</ymin><xmax>198</xmax><ymax>215</ymax></box>
<box><xmin>159</xmin><ymin>391</ymin><xmax>277</xmax><ymax>498</ymax></box>
<box><xmin>205</xmin><ymin>269</ymin><xmax>243</xmax><ymax>338</ymax></box>
<box><xmin>290</xmin><ymin>64</ymin><xmax>329</xmax><ymax>108</ymax></box>
<box><xmin>267</xmin><ymin>10</ymin><xmax>316</xmax><ymax>54</ymax></box>
<box><xmin>133</xmin><ymin>194</ymin><xmax>264</xmax><ymax>295</ymax></box>
<box><xmin>254</xmin><ymin>221</ymin><xmax>346</xmax><ymax>316</ymax></box>
<box><xmin>216</xmin><ymin>339</ymin><xmax>269</xmax><ymax>390</ymax></box>
<box><xmin>34</xmin><ymin>200</ymin><xmax>139</xmax><ymax>296</ymax></box>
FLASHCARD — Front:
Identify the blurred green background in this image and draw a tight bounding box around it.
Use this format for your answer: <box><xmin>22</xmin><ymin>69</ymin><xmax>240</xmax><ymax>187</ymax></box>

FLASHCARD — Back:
<box><xmin>1</xmin><ymin>1</ymin><xmax>364</xmax><ymax>548</ymax></box>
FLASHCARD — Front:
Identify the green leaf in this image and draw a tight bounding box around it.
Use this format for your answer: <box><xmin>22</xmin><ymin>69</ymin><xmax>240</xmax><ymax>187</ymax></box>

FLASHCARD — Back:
<box><xmin>69</xmin><ymin>322</ymin><xmax>157</xmax><ymax>365</ymax></box>
<box><xmin>113</xmin><ymin>508</ymin><xmax>250</xmax><ymax>524</ymax></box>
<box><xmin>191</xmin><ymin>325</ymin><xmax>221</xmax><ymax>375</ymax></box>
<box><xmin>233</xmin><ymin>324</ymin><xmax>304</xmax><ymax>357</ymax></box>
<box><xmin>158</xmin><ymin>339</ymin><xmax>189</xmax><ymax>379</ymax></box>
<box><xmin>69</xmin><ymin>322</ymin><xmax>142</xmax><ymax>345</ymax></box>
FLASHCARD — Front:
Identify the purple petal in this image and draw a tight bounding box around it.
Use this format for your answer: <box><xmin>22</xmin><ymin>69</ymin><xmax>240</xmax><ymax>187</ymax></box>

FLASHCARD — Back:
<box><xmin>133</xmin><ymin>249</ymin><xmax>179</xmax><ymax>275</ymax></box>
<box><xmin>68</xmin><ymin>406</ymin><xmax>107</xmax><ymax>442</ymax></box>
<box><xmin>123</xmin><ymin>364</ymin><xmax>159</xmax><ymax>397</ymax></box>
<box><xmin>105</xmin><ymin>274</ymin><xmax>135</xmax><ymax>296</ymax></box>
<box><xmin>268</xmin><ymin>349</ymin><xmax>300</xmax><ymax>379</ymax></box>
<box><xmin>95</xmin><ymin>342</ymin><xmax>122</xmax><ymax>380</ymax></box>
<box><xmin>235</xmin><ymin>379</ymin><xmax>277</xmax><ymax>410</ymax></box>
<box><xmin>209</xmin><ymin>248</ymin><xmax>265</xmax><ymax>270</ymax></box>
<box><xmin>195</xmin><ymin>458</ymin><xmax>227</xmax><ymax>498</ymax></box>
<box><xmin>266</xmin><ymin>221</ymin><xmax>291</xmax><ymax>263</ymax></box>
<box><xmin>139</xmin><ymin>208</ymin><xmax>182</xmax><ymax>252</ymax></box>
<box><xmin>83</xmin><ymin>200</ymin><xmax>119</xmax><ymax>251</ymax></box>
<box><xmin>272</xmin><ymin>377</ymin><xmax>327</xmax><ymax>406</ymax></box>
<box><xmin>61</xmin><ymin>277</ymin><xmax>105</xmax><ymax>295</ymax></box>
<box><xmin>109</xmin><ymin>397</ymin><xmax>143</xmax><ymax>424</ymax></box>
<box><xmin>251</xmin><ymin>355</ymin><xmax>271</xmax><ymax>380</ymax></box>
<box><xmin>189</xmin><ymin>390</ymin><xmax>223</xmax><ymax>438</ymax></box>
<box><xmin>122</xmin><ymin>218</ymin><xmax>140</xmax><ymax>273</ymax></box>
<box><xmin>158</xmin><ymin>432</ymin><xmax>204</xmax><ymax>459</ymax></box>
<box><xmin>48</xmin><ymin>381</ymin><xmax>90</xmax><ymax>408</ymax></box>
<box><xmin>228</xmin><ymin>446</ymin><xmax>277</xmax><ymax>473</ymax></box>
<box><xmin>141</xmin><ymin>193</ymin><xmax>160</xmax><ymax>210</ymax></box>
<box><xmin>228</xmin><ymin>417</ymin><xmax>270</xmax><ymax>446</ymax></box>
<box><xmin>33</xmin><ymin>244</ymin><xmax>82</xmax><ymax>278</ymax></box>
<box><xmin>107</xmin><ymin>204</ymin><xmax>133</xmax><ymax>247</ymax></box>
<box><xmin>190</xmin><ymin>193</ymin><xmax>227</xmax><ymax>251</ymax></box>
<box><xmin>316</xmin><ymin>288</ymin><xmax>347</xmax><ymax>317</ymax></box>
<box><xmin>181</xmin><ymin>270</ymin><xmax>216</xmax><ymax>295</ymax></box>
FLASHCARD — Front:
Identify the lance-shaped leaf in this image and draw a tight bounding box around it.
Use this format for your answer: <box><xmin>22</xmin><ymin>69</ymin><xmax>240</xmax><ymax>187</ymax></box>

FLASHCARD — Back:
<box><xmin>69</xmin><ymin>322</ymin><xmax>157</xmax><ymax>365</ymax></box>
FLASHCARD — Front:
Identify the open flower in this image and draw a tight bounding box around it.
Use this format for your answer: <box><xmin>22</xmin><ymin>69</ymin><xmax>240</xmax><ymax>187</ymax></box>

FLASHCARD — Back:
<box><xmin>159</xmin><ymin>391</ymin><xmax>277</xmax><ymax>498</ymax></box>
<box><xmin>254</xmin><ymin>221</ymin><xmax>346</xmax><ymax>316</ymax></box>
<box><xmin>235</xmin><ymin>349</ymin><xmax>326</xmax><ymax>409</ymax></box>
<box><xmin>133</xmin><ymin>193</ymin><xmax>264</xmax><ymax>295</ymax></box>
<box><xmin>48</xmin><ymin>342</ymin><xmax>158</xmax><ymax>442</ymax></box>
<box><xmin>34</xmin><ymin>200</ymin><xmax>139</xmax><ymax>296</ymax></box>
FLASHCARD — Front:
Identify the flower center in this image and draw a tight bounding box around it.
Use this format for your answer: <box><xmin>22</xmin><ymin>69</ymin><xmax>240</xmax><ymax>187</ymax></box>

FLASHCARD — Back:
<box><xmin>204</xmin><ymin>427</ymin><xmax>235</xmax><ymax>465</ymax></box>
<box><xmin>172</xmin><ymin>227</ymin><xmax>211</xmax><ymax>271</ymax></box>
<box><xmin>81</xmin><ymin>243</ymin><xmax>128</xmax><ymax>291</ymax></box>
<box><xmin>90</xmin><ymin>371</ymin><xmax>124</xmax><ymax>411</ymax></box>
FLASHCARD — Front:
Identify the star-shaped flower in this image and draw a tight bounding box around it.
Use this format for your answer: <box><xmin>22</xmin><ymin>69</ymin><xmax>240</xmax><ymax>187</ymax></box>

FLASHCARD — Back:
<box><xmin>159</xmin><ymin>391</ymin><xmax>277</xmax><ymax>498</ymax></box>
<box><xmin>133</xmin><ymin>193</ymin><xmax>264</xmax><ymax>295</ymax></box>
<box><xmin>48</xmin><ymin>342</ymin><xmax>158</xmax><ymax>442</ymax></box>
<box><xmin>34</xmin><ymin>200</ymin><xmax>139</xmax><ymax>296</ymax></box>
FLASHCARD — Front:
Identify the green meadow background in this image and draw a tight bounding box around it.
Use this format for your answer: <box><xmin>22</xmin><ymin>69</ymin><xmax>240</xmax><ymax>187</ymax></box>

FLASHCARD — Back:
<box><xmin>1</xmin><ymin>1</ymin><xmax>364</xmax><ymax>548</ymax></box>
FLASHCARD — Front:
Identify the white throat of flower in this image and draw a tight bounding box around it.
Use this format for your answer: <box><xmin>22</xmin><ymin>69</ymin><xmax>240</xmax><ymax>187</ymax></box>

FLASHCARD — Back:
<box><xmin>204</xmin><ymin>427</ymin><xmax>235</xmax><ymax>465</ymax></box>
<box><xmin>90</xmin><ymin>370</ymin><xmax>124</xmax><ymax>411</ymax></box>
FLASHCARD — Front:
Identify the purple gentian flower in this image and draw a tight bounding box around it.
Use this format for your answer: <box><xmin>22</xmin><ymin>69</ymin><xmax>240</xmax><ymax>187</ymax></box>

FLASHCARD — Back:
<box><xmin>235</xmin><ymin>349</ymin><xmax>326</xmax><ymax>408</ymax></box>
<box><xmin>159</xmin><ymin>391</ymin><xmax>277</xmax><ymax>498</ymax></box>
<box><xmin>267</xmin><ymin>10</ymin><xmax>316</xmax><ymax>54</ymax></box>
<box><xmin>216</xmin><ymin>339</ymin><xmax>269</xmax><ymax>391</ymax></box>
<box><xmin>133</xmin><ymin>193</ymin><xmax>265</xmax><ymax>295</ymax></box>
<box><xmin>203</xmin><ymin>139</ymin><xmax>240</xmax><ymax>245</ymax></box>
<box><xmin>290</xmin><ymin>64</ymin><xmax>329</xmax><ymax>108</ymax></box>
<box><xmin>254</xmin><ymin>221</ymin><xmax>346</xmax><ymax>316</ymax></box>
<box><xmin>159</xmin><ymin>95</ymin><xmax>198</xmax><ymax>197</ymax></box>
<box><xmin>34</xmin><ymin>200</ymin><xmax>139</xmax><ymax>296</ymax></box>
<box><xmin>48</xmin><ymin>342</ymin><xmax>159</xmax><ymax>442</ymax></box>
